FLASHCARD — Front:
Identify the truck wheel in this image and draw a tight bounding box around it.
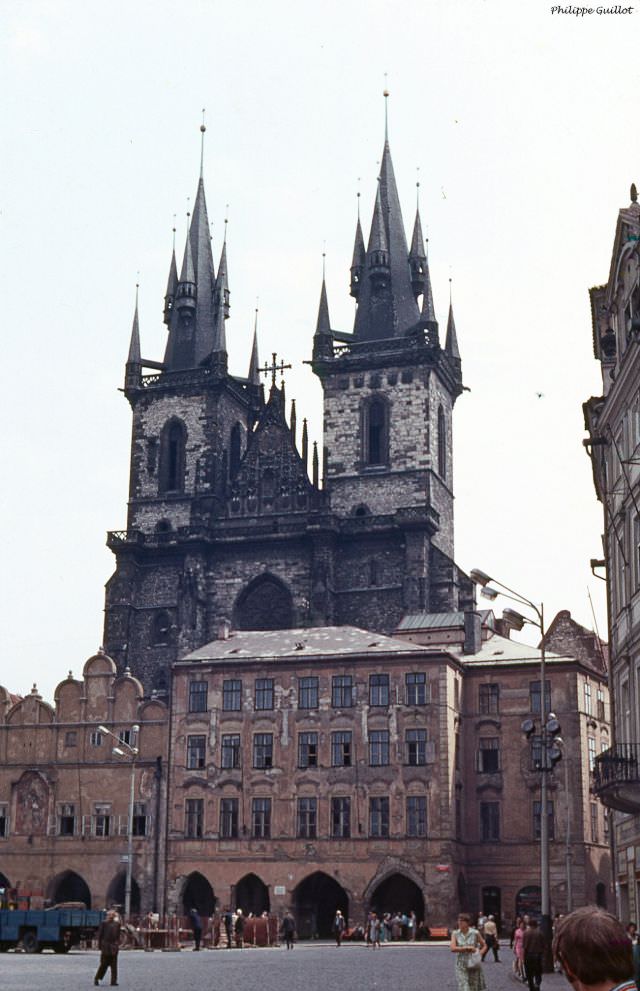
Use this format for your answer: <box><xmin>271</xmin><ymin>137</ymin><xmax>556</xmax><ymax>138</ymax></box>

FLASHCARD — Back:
<box><xmin>22</xmin><ymin>931</ymin><xmax>40</xmax><ymax>954</ymax></box>
<box><xmin>53</xmin><ymin>942</ymin><xmax>71</xmax><ymax>954</ymax></box>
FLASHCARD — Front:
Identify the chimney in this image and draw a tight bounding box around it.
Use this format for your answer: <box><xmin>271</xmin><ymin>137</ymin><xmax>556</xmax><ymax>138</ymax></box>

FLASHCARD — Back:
<box><xmin>463</xmin><ymin>611</ymin><xmax>482</xmax><ymax>655</ymax></box>
<box><xmin>217</xmin><ymin>617</ymin><xmax>231</xmax><ymax>641</ymax></box>
<box><xmin>494</xmin><ymin>618</ymin><xmax>512</xmax><ymax>639</ymax></box>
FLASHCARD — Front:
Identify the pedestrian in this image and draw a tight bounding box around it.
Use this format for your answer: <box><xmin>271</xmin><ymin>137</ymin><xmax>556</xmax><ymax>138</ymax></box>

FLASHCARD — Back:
<box><xmin>94</xmin><ymin>909</ymin><xmax>121</xmax><ymax>987</ymax></box>
<box><xmin>523</xmin><ymin>918</ymin><xmax>546</xmax><ymax>991</ymax></box>
<box><xmin>189</xmin><ymin>907</ymin><xmax>202</xmax><ymax>951</ymax></box>
<box><xmin>482</xmin><ymin>915</ymin><xmax>500</xmax><ymax>962</ymax></box>
<box><xmin>280</xmin><ymin>910</ymin><xmax>295</xmax><ymax>950</ymax></box>
<box><xmin>451</xmin><ymin>913</ymin><xmax>487</xmax><ymax>991</ymax></box>
<box><xmin>235</xmin><ymin>908</ymin><xmax>245</xmax><ymax>948</ymax></box>
<box><xmin>223</xmin><ymin>908</ymin><xmax>234</xmax><ymax>948</ymax></box>
<box><xmin>553</xmin><ymin>905</ymin><xmax>637</xmax><ymax>991</ymax></box>
<box><xmin>408</xmin><ymin>910</ymin><xmax>417</xmax><ymax>941</ymax></box>
<box><xmin>333</xmin><ymin>909</ymin><xmax>345</xmax><ymax>946</ymax></box>
<box><xmin>513</xmin><ymin>916</ymin><xmax>526</xmax><ymax>981</ymax></box>
<box><xmin>367</xmin><ymin>912</ymin><xmax>381</xmax><ymax>948</ymax></box>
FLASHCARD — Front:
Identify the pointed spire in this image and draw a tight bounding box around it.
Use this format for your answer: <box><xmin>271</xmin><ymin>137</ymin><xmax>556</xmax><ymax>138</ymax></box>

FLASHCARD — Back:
<box><xmin>290</xmin><ymin>399</ymin><xmax>297</xmax><ymax>445</ymax></box>
<box><xmin>445</xmin><ymin>282</ymin><xmax>461</xmax><ymax>360</ymax></box>
<box><xmin>248</xmin><ymin>309</ymin><xmax>260</xmax><ymax>385</ymax></box>
<box><xmin>127</xmin><ymin>285</ymin><xmax>141</xmax><ymax>365</ymax></box>
<box><xmin>315</xmin><ymin>268</ymin><xmax>332</xmax><ymax>336</ymax></box>
<box><xmin>179</xmin><ymin>220</ymin><xmax>195</xmax><ymax>284</ymax></box>
<box><xmin>409</xmin><ymin>197</ymin><xmax>427</xmax><ymax>300</ymax></box>
<box><xmin>420</xmin><ymin>240</ymin><xmax>437</xmax><ymax>326</ymax></box>
<box><xmin>163</xmin><ymin>231</ymin><xmax>178</xmax><ymax>326</ymax></box>
<box><xmin>312</xmin><ymin>441</ymin><xmax>319</xmax><ymax>488</ymax></box>
<box><xmin>216</xmin><ymin>220</ymin><xmax>230</xmax><ymax>320</ymax></box>
<box><xmin>350</xmin><ymin>196</ymin><xmax>366</xmax><ymax>299</ymax></box>
<box><xmin>302</xmin><ymin>418</ymin><xmax>309</xmax><ymax>470</ymax></box>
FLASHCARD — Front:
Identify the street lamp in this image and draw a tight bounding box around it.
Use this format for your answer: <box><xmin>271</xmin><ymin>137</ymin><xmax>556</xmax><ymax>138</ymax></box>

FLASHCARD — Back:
<box><xmin>98</xmin><ymin>723</ymin><xmax>140</xmax><ymax>922</ymax></box>
<box><xmin>469</xmin><ymin>570</ymin><xmax>553</xmax><ymax>962</ymax></box>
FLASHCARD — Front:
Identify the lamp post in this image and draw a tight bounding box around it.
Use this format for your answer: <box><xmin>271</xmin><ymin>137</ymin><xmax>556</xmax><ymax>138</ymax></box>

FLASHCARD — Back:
<box><xmin>98</xmin><ymin>723</ymin><xmax>139</xmax><ymax>922</ymax></box>
<box><xmin>469</xmin><ymin>570</ymin><xmax>553</xmax><ymax>965</ymax></box>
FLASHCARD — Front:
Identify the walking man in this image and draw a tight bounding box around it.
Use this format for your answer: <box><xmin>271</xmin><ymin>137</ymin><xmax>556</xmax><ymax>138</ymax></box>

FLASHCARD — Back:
<box><xmin>280</xmin><ymin>910</ymin><xmax>295</xmax><ymax>949</ymax></box>
<box><xmin>333</xmin><ymin>909</ymin><xmax>345</xmax><ymax>946</ymax></box>
<box><xmin>523</xmin><ymin>918</ymin><xmax>546</xmax><ymax>991</ymax></box>
<box><xmin>94</xmin><ymin>910</ymin><xmax>121</xmax><ymax>987</ymax></box>
<box><xmin>189</xmin><ymin>907</ymin><xmax>202</xmax><ymax>950</ymax></box>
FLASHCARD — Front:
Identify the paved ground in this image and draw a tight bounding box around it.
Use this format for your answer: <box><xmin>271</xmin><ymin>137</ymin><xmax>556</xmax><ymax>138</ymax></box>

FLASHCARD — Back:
<box><xmin>1</xmin><ymin>942</ymin><xmax>571</xmax><ymax>991</ymax></box>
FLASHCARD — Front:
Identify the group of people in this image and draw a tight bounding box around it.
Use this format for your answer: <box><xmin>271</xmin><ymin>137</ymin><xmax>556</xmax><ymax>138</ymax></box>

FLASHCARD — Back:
<box><xmin>332</xmin><ymin>908</ymin><xmax>426</xmax><ymax>945</ymax></box>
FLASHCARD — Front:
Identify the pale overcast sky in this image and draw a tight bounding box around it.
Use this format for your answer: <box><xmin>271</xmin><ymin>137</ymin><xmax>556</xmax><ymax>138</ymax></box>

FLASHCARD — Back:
<box><xmin>1</xmin><ymin>0</ymin><xmax>635</xmax><ymax>702</ymax></box>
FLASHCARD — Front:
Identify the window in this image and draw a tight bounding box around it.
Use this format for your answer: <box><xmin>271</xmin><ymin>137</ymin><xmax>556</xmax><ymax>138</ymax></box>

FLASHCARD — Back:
<box><xmin>597</xmin><ymin>688</ymin><xmax>606</xmax><ymax>722</ymax></box>
<box><xmin>478</xmin><ymin>738</ymin><xmax>500</xmax><ymax>774</ymax></box>
<box><xmin>533</xmin><ymin>800</ymin><xmax>555</xmax><ymax>840</ymax></box>
<box><xmin>89</xmin><ymin>730</ymin><xmax>103</xmax><ymax>747</ymax></box>
<box><xmin>590</xmin><ymin>802</ymin><xmax>599</xmax><ymax>843</ymax></box>
<box><xmin>529</xmin><ymin>680</ymin><xmax>551</xmax><ymax>716</ymax></box>
<box><xmin>252</xmin><ymin>798</ymin><xmax>271</xmax><ymax>839</ymax></box>
<box><xmin>369</xmin><ymin>730</ymin><xmax>390</xmax><ymax>766</ymax></box>
<box><xmin>119</xmin><ymin>729</ymin><xmax>133</xmax><ymax>746</ymax></box>
<box><xmin>152</xmin><ymin>610</ymin><xmax>172</xmax><ymax>646</ymax></box>
<box><xmin>531</xmin><ymin>735</ymin><xmax>544</xmax><ymax>771</ymax></box>
<box><xmin>604</xmin><ymin>808</ymin><xmax>610</xmax><ymax>839</ymax></box>
<box><xmin>406</xmin><ymin>729</ymin><xmax>427</xmax><ymax>765</ymax></box>
<box><xmin>332</xmin><ymin>731</ymin><xmax>352</xmax><ymax>767</ymax></box>
<box><xmin>298</xmin><ymin>732</ymin><xmax>318</xmax><ymax>769</ymax></box>
<box><xmin>364</xmin><ymin>397</ymin><xmax>388</xmax><ymax>466</ymax></box>
<box><xmin>223</xmin><ymin>679</ymin><xmax>242</xmax><ymax>712</ymax></box>
<box><xmin>406</xmin><ymin>672</ymin><xmax>427</xmax><ymax>706</ymax></box>
<box><xmin>221</xmin><ymin>734</ymin><xmax>241</xmax><ymax>770</ymax></box>
<box><xmin>94</xmin><ymin>804</ymin><xmax>111</xmax><ymax>838</ymax></box>
<box><xmin>219</xmin><ymin>798</ymin><xmax>238</xmax><ymax>839</ymax></box>
<box><xmin>588</xmin><ymin>736</ymin><xmax>597</xmax><ymax>772</ymax></box>
<box><xmin>370</xmin><ymin>797</ymin><xmax>390</xmax><ymax>838</ymax></box>
<box><xmin>59</xmin><ymin>803</ymin><xmax>76</xmax><ymax>836</ymax></box>
<box><xmin>479</xmin><ymin>684</ymin><xmax>499</xmax><ymax>716</ymax></box>
<box><xmin>255</xmin><ymin>678</ymin><xmax>274</xmax><ymax>711</ymax></box>
<box><xmin>332</xmin><ymin>675</ymin><xmax>354</xmax><ymax>708</ymax></box>
<box><xmin>480</xmin><ymin>802</ymin><xmax>500</xmax><ymax>841</ymax></box>
<box><xmin>185</xmin><ymin>798</ymin><xmax>204</xmax><ymax>838</ymax></box>
<box><xmin>331</xmin><ymin>797</ymin><xmax>351</xmax><ymax>838</ymax></box>
<box><xmin>189</xmin><ymin>681</ymin><xmax>208</xmax><ymax>713</ymax></box>
<box><xmin>407</xmin><ymin>796</ymin><xmax>427</xmax><ymax>837</ymax></box>
<box><xmin>132</xmin><ymin>801</ymin><xmax>148</xmax><ymax>837</ymax></box>
<box><xmin>253</xmin><ymin>733</ymin><xmax>273</xmax><ymax>769</ymax></box>
<box><xmin>159</xmin><ymin>419</ymin><xmax>186</xmax><ymax>494</ymax></box>
<box><xmin>0</xmin><ymin>804</ymin><xmax>7</xmax><ymax>838</ymax></box>
<box><xmin>298</xmin><ymin>677</ymin><xmax>319</xmax><ymax>710</ymax></box>
<box><xmin>437</xmin><ymin>405</ymin><xmax>446</xmax><ymax>478</ymax></box>
<box><xmin>297</xmin><ymin>797</ymin><xmax>317</xmax><ymax>839</ymax></box>
<box><xmin>584</xmin><ymin>681</ymin><xmax>592</xmax><ymax>717</ymax></box>
<box><xmin>64</xmin><ymin>731</ymin><xmax>77</xmax><ymax>747</ymax></box>
<box><xmin>187</xmin><ymin>735</ymin><xmax>206</xmax><ymax>770</ymax></box>
<box><xmin>369</xmin><ymin>673</ymin><xmax>389</xmax><ymax>707</ymax></box>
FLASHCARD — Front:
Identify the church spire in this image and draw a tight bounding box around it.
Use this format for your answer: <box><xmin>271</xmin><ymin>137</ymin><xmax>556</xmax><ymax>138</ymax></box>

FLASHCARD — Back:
<box><xmin>420</xmin><ymin>240</ymin><xmax>437</xmax><ymax>327</ymax></box>
<box><xmin>409</xmin><ymin>197</ymin><xmax>427</xmax><ymax>300</ymax></box>
<box><xmin>163</xmin><ymin>230</ymin><xmax>178</xmax><ymax>326</ymax></box>
<box><xmin>313</xmin><ymin>258</ymin><xmax>333</xmax><ymax>359</ymax></box>
<box><xmin>350</xmin><ymin>196</ymin><xmax>366</xmax><ymax>299</ymax></box>
<box><xmin>248</xmin><ymin>309</ymin><xmax>260</xmax><ymax>385</ymax></box>
<box><xmin>127</xmin><ymin>285</ymin><xmax>141</xmax><ymax>364</ymax></box>
<box><xmin>445</xmin><ymin>286</ymin><xmax>461</xmax><ymax>360</ymax></box>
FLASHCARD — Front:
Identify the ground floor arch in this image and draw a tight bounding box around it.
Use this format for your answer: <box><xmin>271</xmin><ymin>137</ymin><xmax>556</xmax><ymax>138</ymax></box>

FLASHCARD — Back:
<box><xmin>294</xmin><ymin>872</ymin><xmax>349</xmax><ymax>939</ymax></box>
<box><xmin>235</xmin><ymin>873</ymin><xmax>269</xmax><ymax>916</ymax></box>
<box><xmin>182</xmin><ymin>871</ymin><xmax>216</xmax><ymax>916</ymax></box>
<box><xmin>368</xmin><ymin>872</ymin><xmax>425</xmax><ymax>921</ymax></box>
<box><xmin>106</xmin><ymin>871</ymin><xmax>141</xmax><ymax>915</ymax></box>
<box><xmin>515</xmin><ymin>885</ymin><xmax>541</xmax><ymax>920</ymax></box>
<box><xmin>48</xmin><ymin>869</ymin><xmax>91</xmax><ymax>908</ymax></box>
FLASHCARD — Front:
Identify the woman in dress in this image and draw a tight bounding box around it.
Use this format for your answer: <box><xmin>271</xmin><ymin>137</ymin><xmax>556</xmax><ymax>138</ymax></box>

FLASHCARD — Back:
<box><xmin>512</xmin><ymin>918</ymin><xmax>526</xmax><ymax>981</ymax></box>
<box><xmin>451</xmin><ymin>913</ymin><xmax>487</xmax><ymax>991</ymax></box>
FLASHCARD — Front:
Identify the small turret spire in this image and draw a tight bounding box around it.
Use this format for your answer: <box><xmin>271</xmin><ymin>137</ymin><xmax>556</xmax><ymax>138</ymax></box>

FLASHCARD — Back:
<box><xmin>302</xmin><ymin>418</ymin><xmax>309</xmax><ymax>470</ymax></box>
<box><xmin>163</xmin><ymin>227</ymin><xmax>178</xmax><ymax>326</ymax></box>
<box><xmin>409</xmin><ymin>191</ymin><xmax>427</xmax><ymax>300</ymax></box>
<box><xmin>127</xmin><ymin>284</ymin><xmax>141</xmax><ymax>364</ymax></box>
<box><xmin>216</xmin><ymin>217</ymin><xmax>230</xmax><ymax>321</ymax></box>
<box><xmin>248</xmin><ymin>308</ymin><xmax>260</xmax><ymax>385</ymax></box>
<box><xmin>312</xmin><ymin>440</ymin><xmax>319</xmax><ymax>488</ymax></box>
<box><xmin>350</xmin><ymin>194</ymin><xmax>366</xmax><ymax>299</ymax></box>
<box><xmin>445</xmin><ymin>279</ymin><xmax>461</xmax><ymax>360</ymax></box>
<box><xmin>315</xmin><ymin>260</ymin><xmax>332</xmax><ymax>336</ymax></box>
<box><xmin>420</xmin><ymin>239</ymin><xmax>437</xmax><ymax>326</ymax></box>
<box><xmin>290</xmin><ymin>398</ymin><xmax>297</xmax><ymax>445</ymax></box>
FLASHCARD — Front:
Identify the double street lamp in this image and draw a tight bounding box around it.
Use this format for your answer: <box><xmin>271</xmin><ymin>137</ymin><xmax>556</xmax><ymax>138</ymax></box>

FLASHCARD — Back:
<box><xmin>469</xmin><ymin>570</ymin><xmax>554</xmax><ymax>962</ymax></box>
<box><xmin>98</xmin><ymin>723</ymin><xmax>140</xmax><ymax>922</ymax></box>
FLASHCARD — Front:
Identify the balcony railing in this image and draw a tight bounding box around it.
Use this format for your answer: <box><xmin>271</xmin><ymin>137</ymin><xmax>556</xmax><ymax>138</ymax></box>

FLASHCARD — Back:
<box><xmin>593</xmin><ymin>744</ymin><xmax>640</xmax><ymax>813</ymax></box>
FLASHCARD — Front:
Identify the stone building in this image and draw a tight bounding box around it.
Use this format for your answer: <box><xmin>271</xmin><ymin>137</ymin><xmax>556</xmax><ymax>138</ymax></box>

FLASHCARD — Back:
<box><xmin>584</xmin><ymin>183</ymin><xmax>640</xmax><ymax>921</ymax></box>
<box><xmin>0</xmin><ymin>654</ymin><xmax>168</xmax><ymax>914</ymax></box>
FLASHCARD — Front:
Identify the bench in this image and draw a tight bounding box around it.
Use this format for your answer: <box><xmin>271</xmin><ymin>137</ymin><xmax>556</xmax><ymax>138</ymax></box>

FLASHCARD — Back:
<box><xmin>428</xmin><ymin>927</ymin><xmax>451</xmax><ymax>941</ymax></box>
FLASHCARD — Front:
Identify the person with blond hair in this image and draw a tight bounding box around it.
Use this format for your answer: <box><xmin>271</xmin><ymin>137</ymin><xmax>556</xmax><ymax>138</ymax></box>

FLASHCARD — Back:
<box><xmin>553</xmin><ymin>906</ymin><xmax>636</xmax><ymax>991</ymax></box>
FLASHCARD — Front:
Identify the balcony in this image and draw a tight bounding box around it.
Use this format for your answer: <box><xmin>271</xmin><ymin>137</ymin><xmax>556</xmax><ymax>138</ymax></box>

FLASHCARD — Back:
<box><xmin>593</xmin><ymin>744</ymin><xmax>640</xmax><ymax>813</ymax></box>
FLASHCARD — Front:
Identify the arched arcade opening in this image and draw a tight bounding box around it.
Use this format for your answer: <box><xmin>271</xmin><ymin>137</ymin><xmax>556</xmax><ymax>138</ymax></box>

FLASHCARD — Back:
<box><xmin>48</xmin><ymin>870</ymin><xmax>92</xmax><ymax>908</ymax></box>
<box><xmin>182</xmin><ymin>871</ymin><xmax>216</xmax><ymax>917</ymax></box>
<box><xmin>368</xmin><ymin>872</ymin><xmax>425</xmax><ymax>921</ymax></box>
<box><xmin>106</xmin><ymin>872</ymin><xmax>141</xmax><ymax>915</ymax></box>
<box><xmin>235</xmin><ymin>873</ymin><xmax>269</xmax><ymax>916</ymax></box>
<box><xmin>294</xmin><ymin>872</ymin><xmax>349</xmax><ymax>939</ymax></box>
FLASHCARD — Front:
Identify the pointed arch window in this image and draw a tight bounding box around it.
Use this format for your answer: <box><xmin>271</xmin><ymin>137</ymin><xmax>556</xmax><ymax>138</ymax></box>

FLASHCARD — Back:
<box><xmin>362</xmin><ymin>396</ymin><xmax>389</xmax><ymax>467</ymax></box>
<box><xmin>159</xmin><ymin>419</ymin><xmax>186</xmax><ymax>494</ymax></box>
<box><xmin>437</xmin><ymin>405</ymin><xmax>447</xmax><ymax>479</ymax></box>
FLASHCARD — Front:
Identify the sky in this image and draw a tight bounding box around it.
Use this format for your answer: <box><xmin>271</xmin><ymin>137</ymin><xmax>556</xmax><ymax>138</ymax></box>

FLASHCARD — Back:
<box><xmin>1</xmin><ymin>0</ymin><xmax>636</xmax><ymax>702</ymax></box>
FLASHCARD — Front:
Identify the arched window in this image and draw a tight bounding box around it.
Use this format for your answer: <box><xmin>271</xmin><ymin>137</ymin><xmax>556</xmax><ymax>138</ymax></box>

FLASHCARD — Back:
<box><xmin>234</xmin><ymin>575</ymin><xmax>293</xmax><ymax>630</ymax></box>
<box><xmin>152</xmin><ymin>610</ymin><xmax>172</xmax><ymax>646</ymax></box>
<box><xmin>229</xmin><ymin>422</ymin><xmax>242</xmax><ymax>480</ymax></box>
<box><xmin>363</xmin><ymin>396</ymin><xmax>388</xmax><ymax>466</ymax></box>
<box><xmin>159</xmin><ymin>419</ymin><xmax>186</xmax><ymax>494</ymax></box>
<box><xmin>437</xmin><ymin>405</ymin><xmax>446</xmax><ymax>479</ymax></box>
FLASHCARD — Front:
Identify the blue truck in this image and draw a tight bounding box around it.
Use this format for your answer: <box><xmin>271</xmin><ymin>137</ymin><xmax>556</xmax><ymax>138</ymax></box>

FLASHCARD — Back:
<box><xmin>0</xmin><ymin>907</ymin><xmax>105</xmax><ymax>953</ymax></box>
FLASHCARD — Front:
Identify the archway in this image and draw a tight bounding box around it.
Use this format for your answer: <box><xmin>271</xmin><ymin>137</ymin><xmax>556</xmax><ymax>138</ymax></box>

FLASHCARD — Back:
<box><xmin>368</xmin><ymin>872</ymin><xmax>424</xmax><ymax>920</ymax></box>
<box><xmin>596</xmin><ymin>881</ymin><xmax>607</xmax><ymax>909</ymax></box>
<box><xmin>48</xmin><ymin>870</ymin><xmax>91</xmax><ymax>908</ymax></box>
<box><xmin>106</xmin><ymin>872</ymin><xmax>141</xmax><ymax>914</ymax></box>
<box><xmin>235</xmin><ymin>873</ymin><xmax>270</xmax><ymax>916</ymax></box>
<box><xmin>182</xmin><ymin>871</ymin><xmax>216</xmax><ymax>916</ymax></box>
<box><xmin>515</xmin><ymin>885</ymin><xmax>541</xmax><ymax>920</ymax></box>
<box><xmin>234</xmin><ymin>575</ymin><xmax>293</xmax><ymax>631</ymax></box>
<box><xmin>294</xmin><ymin>872</ymin><xmax>349</xmax><ymax>939</ymax></box>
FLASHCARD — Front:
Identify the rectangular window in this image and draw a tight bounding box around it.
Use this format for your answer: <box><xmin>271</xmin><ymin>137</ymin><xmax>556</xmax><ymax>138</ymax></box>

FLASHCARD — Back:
<box><xmin>185</xmin><ymin>798</ymin><xmax>203</xmax><ymax>838</ymax></box>
<box><xmin>253</xmin><ymin>733</ymin><xmax>273</xmax><ymax>769</ymax></box>
<box><xmin>604</xmin><ymin>808</ymin><xmax>610</xmax><ymax>839</ymax></box>
<box><xmin>297</xmin><ymin>797</ymin><xmax>317</xmax><ymax>839</ymax></box>
<box><xmin>369</xmin><ymin>673</ymin><xmax>389</xmax><ymax>706</ymax></box>
<box><xmin>94</xmin><ymin>804</ymin><xmax>111</xmax><ymax>838</ymax></box>
<box><xmin>369</xmin><ymin>729</ymin><xmax>390</xmax><ymax>766</ymax></box>
<box><xmin>478</xmin><ymin>738</ymin><xmax>500</xmax><ymax>774</ymax></box>
<box><xmin>407</xmin><ymin>795</ymin><xmax>427</xmax><ymax>838</ymax></box>
<box><xmin>0</xmin><ymin>804</ymin><xmax>7</xmax><ymax>838</ymax></box>
<box><xmin>406</xmin><ymin>728</ymin><xmax>427</xmax><ymax>766</ymax></box>
<box><xmin>591</xmin><ymin>802</ymin><xmax>599</xmax><ymax>843</ymax></box>
<box><xmin>405</xmin><ymin>672</ymin><xmax>427</xmax><ymax>706</ymax></box>
<box><xmin>479</xmin><ymin>684</ymin><xmax>500</xmax><ymax>716</ymax></box>
<box><xmin>533</xmin><ymin>800</ymin><xmax>555</xmax><ymax>840</ymax></box>
<box><xmin>221</xmin><ymin>734</ymin><xmax>241</xmax><ymax>770</ymax></box>
<box><xmin>251</xmin><ymin>798</ymin><xmax>271</xmax><ymax>839</ymax></box>
<box><xmin>89</xmin><ymin>730</ymin><xmax>103</xmax><ymax>747</ymax></box>
<box><xmin>188</xmin><ymin>680</ymin><xmax>208</xmax><ymax>713</ymax></box>
<box><xmin>220</xmin><ymin>798</ymin><xmax>238</xmax><ymax>839</ymax></box>
<box><xmin>59</xmin><ymin>803</ymin><xmax>76</xmax><ymax>836</ymax></box>
<box><xmin>119</xmin><ymin>729</ymin><xmax>133</xmax><ymax>746</ymax></box>
<box><xmin>132</xmin><ymin>801</ymin><xmax>147</xmax><ymax>837</ymax></box>
<box><xmin>331</xmin><ymin>797</ymin><xmax>351</xmax><ymax>838</ymax></box>
<box><xmin>369</xmin><ymin>796</ymin><xmax>390</xmax><ymax>838</ymax></box>
<box><xmin>222</xmin><ymin>679</ymin><xmax>242</xmax><ymax>712</ymax></box>
<box><xmin>588</xmin><ymin>736</ymin><xmax>597</xmax><ymax>772</ymax></box>
<box><xmin>255</xmin><ymin>678</ymin><xmax>274</xmax><ymax>711</ymax></box>
<box><xmin>187</xmin><ymin>735</ymin><xmax>206</xmax><ymax>770</ymax></box>
<box><xmin>597</xmin><ymin>688</ymin><xmax>606</xmax><ymax>722</ymax></box>
<box><xmin>298</xmin><ymin>732</ymin><xmax>318</xmax><ymax>768</ymax></box>
<box><xmin>584</xmin><ymin>681</ymin><xmax>592</xmax><ymax>717</ymax></box>
<box><xmin>298</xmin><ymin>677</ymin><xmax>319</xmax><ymax>709</ymax></box>
<box><xmin>331</xmin><ymin>731</ymin><xmax>352</xmax><ymax>767</ymax></box>
<box><xmin>64</xmin><ymin>730</ymin><xmax>77</xmax><ymax>747</ymax></box>
<box><xmin>480</xmin><ymin>802</ymin><xmax>500</xmax><ymax>841</ymax></box>
<box><xmin>529</xmin><ymin>680</ymin><xmax>552</xmax><ymax>717</ymax></box>
<box><xmin>332</xmin><ymin>675</ymin><xmax>354</xmax><ymax>708</ymax></box>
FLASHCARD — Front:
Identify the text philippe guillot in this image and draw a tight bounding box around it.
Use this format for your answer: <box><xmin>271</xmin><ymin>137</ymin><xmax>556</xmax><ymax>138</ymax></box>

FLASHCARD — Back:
<box><xmin>551</xmin><ymin>4</ymin><xmax>633</xmax><ymax>12</ymax></box>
